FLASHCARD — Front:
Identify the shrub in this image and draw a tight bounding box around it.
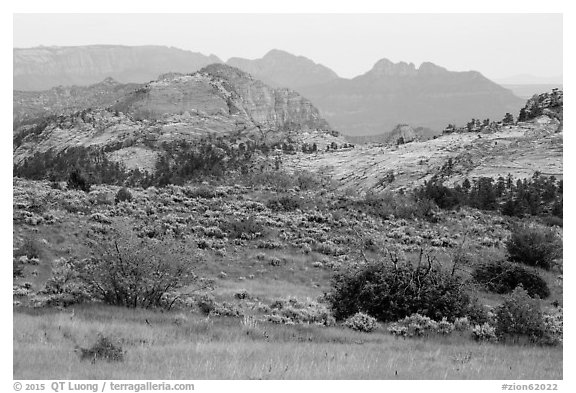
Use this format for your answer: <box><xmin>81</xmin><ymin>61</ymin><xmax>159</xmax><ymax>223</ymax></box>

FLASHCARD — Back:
<box><xmin>115</xmin><ymin>187</ymin><xmax>133</xmax><ymax>203</ymax></box>
<box><xmin>266</xmin><ymin>195</ymin><xmax>303</xmax><ymax>212</ymax></box>
<box><xmin>67</xmin><ymin>169</ymin><xmax>91</xmax><ymax>192</ymax></box>
<box><xmin>15</xmin><ymin>237</ymin><xmax>42</xmax><ymax>259</ymax></box>
<box><xmin>358</xmin><ymin>191</ymin><xmax>435</xmax><ymax>221</ymax></box>
<box><xmin>196</xmin><ymin>293</ymin><xmax>216</xmax><ymax>315</ymax></box>
<box><xmin>268</xmin><ymin>298</ymin><xmax>336</xmax><ymax>326</ymax></box>
<box><xmin>541</xmin><ymin>311</ymin><xmax>563</xmax><ymax>346</ymax></box>
<box><xmin>454</xmin><ymin>316</ymin><xmax>471</xmax><ymax>331</ymax></box>
<box><xmin>71</xmin><ymin>228</ymin><xmax>201</xmax><ymax>309</ymax></box>
<box><xmin>471</xmin><ymin>323</ymin><xmax>497</xmax><ymax>342</ymax></box>
<box><xmin>234</xmin><ymin>289</ymin><xmax>249</xmax><ymax>300</ymax></box>
<box><xmin>472</xmin><ymin>261</ymin><xmax>550</xmax><ymax>298</ymax></box>
<box><xmin>13</xmin><ymin>259</ymin><xmax>24</xmax><ymax>278</ymax></box>
<box><xmin>327</xmin><ymin>256</ymin><xmax>471</xmax><ymax>322</ymax></box>
<box><xmin>75</xmin><ymin>334</ymin><xmax>125</xmax><ymax>362</ymax></box>
<box><xmin>344</xmin><ymin>312</ymin><xmax>379</xmax><ymax>332</ymax></box>
<box><xmin>388</xmin><ymin>313</ymin><xmax>437</xmax><ymax>337</ymax></box>
<box><xmin>506</xmin><ymin>225</ymin><xmax>561</xmax><ymax>270</ymax></box>
<box><xmin>40</xmin><ymin>258</ymin><xmax>93</xmax><ymax>307</ymax></box>
<box><xmin>415</xmin><ymin>180</ymin><xmax>461</xmax><ymax>210</ymax></box>
<box><xmin>495</xmin><ymin>286</ymin><xmax>545</xmax><ymax>342</ymax></box>
<box><xmin>184</xmin><ymin>185</ymin><xmax>217</xmax><ymax>199</ymax></box>
<box><xmin>465</xmin><ymin>299</ymin><xmax>491</xmax><ymax>325</ymax></box>
<box><xmin>219</xmin><ymin>216</ymin><xmax>265</xmax><ymax>239</ymax></box>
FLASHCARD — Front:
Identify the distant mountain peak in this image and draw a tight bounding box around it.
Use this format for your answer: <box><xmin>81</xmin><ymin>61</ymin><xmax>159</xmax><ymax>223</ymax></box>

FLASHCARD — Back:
<box><xmin>263</xmin><ymin>49</ymin><xmax>294</xmax><ymax>59</ymax></box>
<box><xmin>418</xmin><ymin>62</ymin><xmax>448</xmax><ymax>75</ymax></box>
<box><xmin>226</xmin><ymin>50</ymin><xmax>338</xmax><ymax>88</ymax></box>
<box><xmin>368</xmin><ymin>58</ymin><xmax>417</xmax><ymax>77</ymax></box>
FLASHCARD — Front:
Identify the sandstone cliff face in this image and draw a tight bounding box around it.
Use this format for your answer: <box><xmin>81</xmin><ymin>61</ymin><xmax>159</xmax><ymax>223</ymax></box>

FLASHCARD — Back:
<box><xmin>13</xmin><ymin>45</ymin><xmax>222</xmax><ymax>91</ymax></box>
<box><xmin>13</xmin><ymin>64</ymin><xmax>332</xmax><ymax>170</ymax></box>
<box><xmin>112</xmin><ymin>64</ymin><xmax>331</xmax><ymax>132</ymax></box>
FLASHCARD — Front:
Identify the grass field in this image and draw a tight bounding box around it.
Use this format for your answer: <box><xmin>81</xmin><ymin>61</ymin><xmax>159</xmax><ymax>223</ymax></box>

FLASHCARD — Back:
<box><xmin>13</xmin><ymin>305</ymin><xmax>562</xmax><ymax>380</ymax></box>
<box><xmin>12</xmin><ymin>179</ymin><xmax>563</xmax><ymax>380</ymax></box>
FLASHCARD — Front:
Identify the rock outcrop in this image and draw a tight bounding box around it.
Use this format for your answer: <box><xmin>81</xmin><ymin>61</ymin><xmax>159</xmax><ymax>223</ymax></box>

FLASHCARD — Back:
<box><xmin>13</xmin><ymin>64</ymin><xmax>332</xmax><ymax>171</ymax></box>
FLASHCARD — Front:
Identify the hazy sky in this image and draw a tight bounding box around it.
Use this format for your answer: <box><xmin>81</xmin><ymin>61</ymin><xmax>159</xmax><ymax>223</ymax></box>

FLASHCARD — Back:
<box><xmin>13</xmin><ymin>13</ymin><xmax>563</xmax><ymax>81</ymax></box>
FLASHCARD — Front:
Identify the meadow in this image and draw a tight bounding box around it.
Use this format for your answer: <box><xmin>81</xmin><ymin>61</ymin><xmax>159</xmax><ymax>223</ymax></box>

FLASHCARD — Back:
<box><xmin>12</xmin><ymin>177</ymin><xmax>563</xmax><ymax>380</ymax></box>
<box><xmin>13</xmin><ymin>305</ymin><xmax>562</xmax><ymax>380</ymax></box>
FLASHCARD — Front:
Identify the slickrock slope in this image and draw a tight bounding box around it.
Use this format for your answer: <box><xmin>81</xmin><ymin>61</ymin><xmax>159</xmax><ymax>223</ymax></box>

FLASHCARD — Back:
<box><xmin>14</xmin><ymin>45</ymin><xmax>222</xmax><ymax>91</ymax></box>
<box><xmin>280</xmin><ymin>116</ymin><xmax>562</xmax><ymax>191</ymax></box>
<box><xmin>13</xmin><ymin>64</ymin><xmax>332</xmax><ymax>171</ymax></box>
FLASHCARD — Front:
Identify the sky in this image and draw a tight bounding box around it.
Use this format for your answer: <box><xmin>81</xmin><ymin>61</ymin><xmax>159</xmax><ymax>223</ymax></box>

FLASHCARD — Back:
<box><xmin>13</xmin><ymin>13</ymin><xmax>563</xmax><ymax>83</ymax></box>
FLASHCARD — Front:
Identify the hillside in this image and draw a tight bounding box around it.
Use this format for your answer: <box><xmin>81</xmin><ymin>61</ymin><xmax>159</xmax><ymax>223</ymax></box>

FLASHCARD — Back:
<box><xmin>281</xmin><ymin>116</ymin><xmax>562</xmax><ymax>192</ymax></box>
<box><xmin>13</xmin><ymin>77</ymin><xmax>141</xmax><ymax>128</ymax></box>
<box><xmin>13</xmin><ymin>45</ymin><xmax>222</xmax><ymax>91</ymax></box>
<box><xmin>12</xmin><ymin>60</ymin><xmax>564</xmax><ymax>380</ymax></box>
<box><xmin>13</xmin><ymin>64</ymin><xmax>333</xmax><ymax>174</ymax></box>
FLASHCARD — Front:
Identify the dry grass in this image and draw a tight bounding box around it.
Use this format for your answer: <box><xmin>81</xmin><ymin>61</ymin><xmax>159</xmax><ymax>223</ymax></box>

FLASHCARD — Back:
<box><xmin>13</xmin><ymin>305</ymin><xmax>562</xmax><ymax>380</ymax></box>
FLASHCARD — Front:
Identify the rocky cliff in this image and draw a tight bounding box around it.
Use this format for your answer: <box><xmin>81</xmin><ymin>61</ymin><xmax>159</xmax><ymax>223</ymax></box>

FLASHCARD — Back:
<box><xmin>13</xmin><ymin>45</ymin><xmax>222</xmax><ymax>91</ymax></box>
<box><xmin>13</xmin><ymin>64</ymin><xmax>332</xmax><ymax>171</ymax></box>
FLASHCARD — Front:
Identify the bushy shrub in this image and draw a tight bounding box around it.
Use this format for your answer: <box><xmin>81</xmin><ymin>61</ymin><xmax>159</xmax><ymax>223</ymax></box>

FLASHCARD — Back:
<box><xmin>13</xmin><ymin>259</ymin><xmax>24</xmax><ymax>278</ymax></box>
<box><xmin>75</xmin><ymin>334</ymin><xmax>125</xmax><ymax>362</ymax></box>
<box><xmin>327</xmin><ymin>258</ymin><xmax>471</xmax><ymax>322</ymax></box>
<box><xmin>195</xmin><ymin>293</ymin><xmax>216</xmax><ymax>315</ymax></box>
<box><xmin>541</xmin><ymin>311</ymin><xmax>563</xmax><ymax>346</ymax></box>
<box><xmin>183</xmin><ymin>185</ymin><xmax>217</xmax><ymax>199</ymax></box>
<box><xmin>506</xmin><ymin>225</ymin><xmax>561</xmax><ymax>270</ymax></box>
<box><xmin>268</xmin><ymin>297</ymin><xmax>336</xmax><ymax>326</ymax></box>
<box><xmin>266</xmin><ymin>195</ymin><xmax>303</xmax><ymax>211</ymax></box>
<box><xmin>344</xmin><ymin>312</ymin><xmax>379</xmax><ymax>332</ymax></box>
<box><xmin>234</xmin><ymin>289</ymin><xmax>250</xmax><ymax>300</ymax></box>
<box><xmin>472</xmin><ymin>261</ymin><xmax>550</xmax><ymax>298</ymax></box>
<box><xmin>219</xmin><ymin>216</ymin><xmax>265</xmax><ymax>239</ymax></box>
<box><xmin>115</xmin><ymin>187</ymin><xmax>133</xmax><ymax>203</ymax></box>
<box><xmin>454</xmin><ymin>316</ymin><xmax>471</xmax><ymax>331</ymax></box>
<box><xmin>210</xmin><ymin>301</ymin><xmax>244</xmax><ymax>318</ymax></box>
<box><xmin>71</xmin><ymin>228</ymin><xmax>201</xmax><ymax>309</ymax></box>
<box><xmin>357</xmin><ymin>191</ymin><xmax>436</xmax><ymax>221</ymax></box>
<box><xmin>388</xmin><ymin>313</ymin><xmax>437</xmax><ymax>337</ymax></box>
<box><xmin>40</xmin><ymin>258</ymin><xmax>93</xmax><ymax>307</ymax></box>
<box><xmin>15</xmin><ymin>237</ymin><xmax>42</xmax><ymax>259</ymax></box>
<box><xmin>67</xmin><ymin>169</ymin><xmax>91</xmax><ymax>192</ymax></box>
<box><xmin>415</xmin><ymin>180</ymin><xmax>461</xmax><ymax>210</ymax></box>
<box><xmin>471</xmin><ymin>323</ymin><xmax>497</xmax><ymax>342</ymax></box>
<box><xmin>495</xmin><ymin>286</ymin><xmax>545</xmax><ymax>342</ymax></box>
